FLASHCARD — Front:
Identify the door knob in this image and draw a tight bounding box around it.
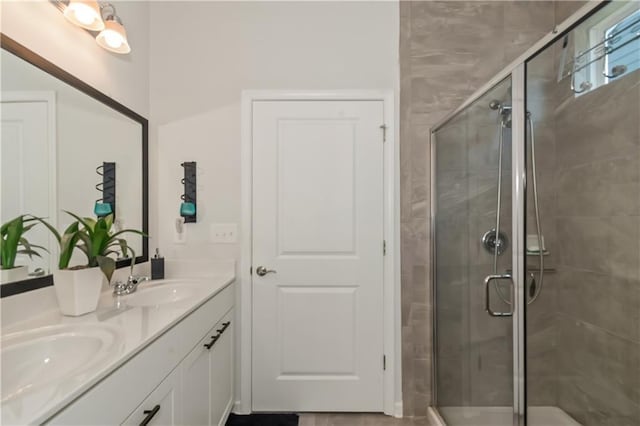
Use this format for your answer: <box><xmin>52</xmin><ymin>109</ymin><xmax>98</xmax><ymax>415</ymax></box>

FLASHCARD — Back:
<box><xmin>256</xmin><ymin>266</ymin><xmax>277</xmax><ymax>276</ymax></box>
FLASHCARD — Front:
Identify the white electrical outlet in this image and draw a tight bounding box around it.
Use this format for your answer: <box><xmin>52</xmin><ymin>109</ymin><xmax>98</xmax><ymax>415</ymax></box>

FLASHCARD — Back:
<box><xmin>210</xmin><ymin>223</ymin><xmax>238</xmax><ymax>243</ymax></box>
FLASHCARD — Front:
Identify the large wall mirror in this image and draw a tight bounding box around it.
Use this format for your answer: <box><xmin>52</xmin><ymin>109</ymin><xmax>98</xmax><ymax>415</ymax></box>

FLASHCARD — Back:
<box><xmin>0</xmin><ymin>34</ymin><xmax>148</xmax><ymax>296</ymax></box>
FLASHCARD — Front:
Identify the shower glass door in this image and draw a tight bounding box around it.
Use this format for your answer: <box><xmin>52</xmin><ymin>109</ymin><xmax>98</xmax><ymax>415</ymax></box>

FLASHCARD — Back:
<box><xmin>525</xmin><ymin>2</ymin><xmax>640</xmax><ymax>425</ymax></box>
<box><xmin>433</xmin><ymin>76</ymin><xmax>517</xmax><ymax>426</ymax></box>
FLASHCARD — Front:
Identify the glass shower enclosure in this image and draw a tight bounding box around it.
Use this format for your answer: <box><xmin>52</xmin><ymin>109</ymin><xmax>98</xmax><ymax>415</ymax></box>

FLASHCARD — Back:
<box><xmin>431</xmin><ymin>2</ymin><xmax>640</xmax><ymax>426</ymax></box>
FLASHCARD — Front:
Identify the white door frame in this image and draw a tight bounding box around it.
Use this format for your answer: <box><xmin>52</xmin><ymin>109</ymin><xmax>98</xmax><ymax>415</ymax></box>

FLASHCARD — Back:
<box><xmin>239</xmin><ymin>90</ymin><xmax>401</xmax><ymax>417</ymax></box>
<box><xmin>0</xmin><ymin>91</ymin><xmax>57</xmax><ymax>275</ymax></box>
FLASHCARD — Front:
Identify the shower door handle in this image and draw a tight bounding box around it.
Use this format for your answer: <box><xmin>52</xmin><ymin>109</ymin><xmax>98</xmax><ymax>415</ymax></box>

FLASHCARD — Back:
<box><xmin>484</xmin><ymin>274</ymin><xmax>513</xmax><ymax>317</ymax></box>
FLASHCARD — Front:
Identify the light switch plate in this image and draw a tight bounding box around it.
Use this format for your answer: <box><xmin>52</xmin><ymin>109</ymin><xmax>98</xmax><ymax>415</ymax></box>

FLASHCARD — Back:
<box><xmin>210</xmin><ymin>223</ymin><xmax>238</xmax><ymax>243</ymax></box>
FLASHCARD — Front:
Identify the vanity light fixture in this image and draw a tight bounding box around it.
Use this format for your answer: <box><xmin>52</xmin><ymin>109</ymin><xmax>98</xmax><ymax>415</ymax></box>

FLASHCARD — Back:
<box><xmin>95</xmin><ymin>4</ymin><xmax>131</xmax><ymax>54</ymax></box>
<box><xmin>63</xmin><ymin>0</ymin><xmax>104</xmax><ymax>31</ymax></box>
<box><xmin>55</xmin><ymin>0</ymin><xmax>131</xmax><ymax>54</ymax></box>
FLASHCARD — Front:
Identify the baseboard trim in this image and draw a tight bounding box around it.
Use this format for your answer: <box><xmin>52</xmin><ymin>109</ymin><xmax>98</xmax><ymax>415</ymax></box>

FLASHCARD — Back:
<box><xmin>233</xmin><ymin>400</ymin><xmax>250</xmax><ymax>415</ymax></box>
<box><xmin>219</xmin><ymin>399</ymin><xmax>235</xmax><ymax>426</ymax></box>
<box><xmin>393</xmin><ymin>401</ymin><xmax>403</xmax><ymax>418</ymax></box>
<box><xmin>427</xmin><ymin>407</ymin><xmax>446</xmax><ymax>426</ymax></box>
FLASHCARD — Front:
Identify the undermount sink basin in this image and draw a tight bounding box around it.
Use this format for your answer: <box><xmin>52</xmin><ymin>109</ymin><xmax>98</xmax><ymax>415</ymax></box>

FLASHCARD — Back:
<box><xmin>1</xmin><ymin>323</ymin><xmax>123</xmax><ymax>403</ymax></box>
<box><xmin>123</xmin><ymin>280</ymin><xmax>209</xmax><ymax>307</ymax></box>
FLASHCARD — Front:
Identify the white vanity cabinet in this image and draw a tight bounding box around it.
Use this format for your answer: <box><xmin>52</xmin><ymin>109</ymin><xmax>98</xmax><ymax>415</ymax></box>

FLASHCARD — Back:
<box><xmin>182</xmin><ymin>312</ymin><xmax>234</xmax><ymax>426</ymax></box>
<box><xmin>46</xmin><ymin>282</ymin><xmax>235</xmax><ymax>426</ymax></box>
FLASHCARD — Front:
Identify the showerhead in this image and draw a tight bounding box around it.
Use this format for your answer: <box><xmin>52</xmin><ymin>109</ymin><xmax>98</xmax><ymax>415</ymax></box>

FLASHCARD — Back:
<box><xmin>489</xmin><ymin>99</ymin><xmax>502</xmax><ymax>110</ymax></box>
<box><xmin>489</xmin><ymin>100</ymin><xmax>513</xmax><ymax>127</ymax></box>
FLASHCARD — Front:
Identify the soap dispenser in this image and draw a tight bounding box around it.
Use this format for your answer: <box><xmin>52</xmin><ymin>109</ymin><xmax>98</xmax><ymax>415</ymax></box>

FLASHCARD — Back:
<box><xmin>151</xmin><ymin>248</ymin><xmax>165</xmax><ymax>280</ymax></box>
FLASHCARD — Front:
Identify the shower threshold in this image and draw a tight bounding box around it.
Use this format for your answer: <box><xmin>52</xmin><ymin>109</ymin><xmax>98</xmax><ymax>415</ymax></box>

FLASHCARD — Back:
<box><xmin>435</xmin><ymin>406</ymin><xmax>581</xmax><ymax>426</ymax></box>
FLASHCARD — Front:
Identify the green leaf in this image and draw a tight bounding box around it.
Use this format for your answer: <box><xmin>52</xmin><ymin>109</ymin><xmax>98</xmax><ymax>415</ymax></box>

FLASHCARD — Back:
<box><xmin>19</xmin><ymin>238</ymin><xmax>48</xmax><ymax>253</ymax></box>
<box><xmin>17</xmin><ymin>249</ymin><xmax>42</xmax><ymax>258</ymax></box>
<box><xmin>30</xmin><ymin>216</ymin><xmax>61</xmax><ymax>243</ymax></box>
<box><xmin>1</xmin><ymin>216</ymin><xmax>23</xmax><ymax>268</ymax></box>
<box><xmin>103</xmin><ymin>214</ymin><xmax>114</xmax><ymax>231</ymax></box>
<box><xmin>110</xmin><ymin>229</ymin><xmax>147</xmax><ymax>241</ymax></box>
<box><xmin>63</xmin><ymin>211</ymin><xmax>95</xmax><ymax>238</ymax></box>
<box><xmin>96</xmin><ymin>255</ymin><xmax>116</xmax><ymax>283</ymax></box>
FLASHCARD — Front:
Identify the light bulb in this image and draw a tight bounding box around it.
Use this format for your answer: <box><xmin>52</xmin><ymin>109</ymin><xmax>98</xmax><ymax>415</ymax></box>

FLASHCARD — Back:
<box><xmin>103</xmin><ymin>30</ymin><xmax>123</xmax><ymax>48</ymax></box>
<box><xmin>73</xmin><ymin>4</ymin><xmax>96</xmax><ymax>25</ymax></box>
<box><xmin>96</xmin><ymin>18</ymin><xmax>131</xmax><ymax>54</ymax></box>
<box><xmin>63</xmin><ymin>1</ymin><xmax>104</xmax><ymax>31</ymax></box>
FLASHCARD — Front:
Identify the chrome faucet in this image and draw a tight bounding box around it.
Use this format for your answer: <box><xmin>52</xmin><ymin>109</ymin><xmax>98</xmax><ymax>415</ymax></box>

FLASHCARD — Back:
<box><xmin>113</xmin><ymin>275</ymin><xmax>150</xmax><ymax>296</ymax></box>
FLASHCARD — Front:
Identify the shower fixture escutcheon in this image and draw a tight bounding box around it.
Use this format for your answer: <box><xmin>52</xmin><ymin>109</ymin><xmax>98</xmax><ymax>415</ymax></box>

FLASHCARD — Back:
<box><xmin>481</xmin><ymin>228</ymin><xmax>509</xmax><ymax>255</ymax></box>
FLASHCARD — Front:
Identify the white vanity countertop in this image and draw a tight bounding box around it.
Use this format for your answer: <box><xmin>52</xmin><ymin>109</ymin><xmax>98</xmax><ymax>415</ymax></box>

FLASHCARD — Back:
<box><xmin>0</xmin><ymin>265</ymin><xmax>235</xmax><ymax>425</ymax></box>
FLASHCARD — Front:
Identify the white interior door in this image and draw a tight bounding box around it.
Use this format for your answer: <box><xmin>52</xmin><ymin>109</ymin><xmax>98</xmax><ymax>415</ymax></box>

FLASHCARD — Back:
<box><xmin>252</xmin><ymin>100</ymin><xmax>385</xmax><ymax>412</ymax></box>
<box><xmin>0</xmin><ymin>100</ymin><xmax>52</xmax><ymax>274</ymax></box>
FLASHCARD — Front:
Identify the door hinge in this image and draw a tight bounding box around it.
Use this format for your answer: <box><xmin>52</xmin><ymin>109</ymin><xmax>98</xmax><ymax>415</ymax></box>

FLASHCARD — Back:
<box><xmin>383</xmin><ymin>355</ymin><xmax>386</xmax><ymax>371</ymax></box>
<box><xmin>250</xmin><ymin>266</ymin><xmax>253</xmax><ymax>275</ymax></box>
<box><xmin>380</xmin><ymin>124</ymin><xmax>387</xmax><ymax>142</ymax></box>
<box><xmin>383</xmin><ymin>240</ymin><xmax>387</xmax><ymax>256</ymax></box>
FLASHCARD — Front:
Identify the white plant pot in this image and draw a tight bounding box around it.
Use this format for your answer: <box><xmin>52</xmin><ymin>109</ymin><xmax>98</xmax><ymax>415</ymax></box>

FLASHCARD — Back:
<box><xmin>53</xmin><ymin>267</ymin><xmax>106</xmax><ymax>316</ymax></box>
<box><xmin>0</xmin><ymin>266</ymin><xmax>29</xmax><ymax>284</ymax></box>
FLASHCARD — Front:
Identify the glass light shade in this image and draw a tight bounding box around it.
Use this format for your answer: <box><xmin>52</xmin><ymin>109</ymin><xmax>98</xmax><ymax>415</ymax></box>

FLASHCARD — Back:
<box><xmin>63</xmin><ymin>0</ymin><xmax>104</xmax><ymax>31</ymax></box>
<box><xmin>96</xmin><ymin>19</ymin><xmax>131</xmax><ymax>54</ymax></box>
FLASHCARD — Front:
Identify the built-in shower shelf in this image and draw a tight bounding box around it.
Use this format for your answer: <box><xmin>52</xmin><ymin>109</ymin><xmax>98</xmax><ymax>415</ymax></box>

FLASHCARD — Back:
<box><xmin>526</xmin><ymin>250</ymin><xmax>549</xmax><ymax>256</ymax></box>
<box><xmin>506</xmin><ymin>267</ymin><xmax>557</xmax><ymax>274</ymax></box>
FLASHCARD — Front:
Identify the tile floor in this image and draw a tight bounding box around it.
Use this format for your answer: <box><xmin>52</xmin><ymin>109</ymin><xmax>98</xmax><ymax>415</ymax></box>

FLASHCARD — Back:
<box><xmin>298</xmin><ymin>413</ymin><xmax>434</xmax><ymax>426</ymax></box>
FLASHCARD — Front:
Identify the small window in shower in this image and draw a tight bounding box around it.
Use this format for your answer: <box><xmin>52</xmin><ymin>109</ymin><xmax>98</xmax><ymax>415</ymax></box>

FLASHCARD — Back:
<box><xmin>603</xmin><ymin>8</ymin><xmax>640</xmax><ymax>82</ymax></box>
<box><xmin>568</xmin><ymin>2</ymin><xmax>640</xmax><ymax>95</ymax></box>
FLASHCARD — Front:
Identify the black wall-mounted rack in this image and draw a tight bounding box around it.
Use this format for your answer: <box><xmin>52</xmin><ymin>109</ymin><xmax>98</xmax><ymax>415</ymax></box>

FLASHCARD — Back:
<box><xmin>181</xmin><ymin>161</ymin><xmax>197</xmax><ymax>223</ymax></box>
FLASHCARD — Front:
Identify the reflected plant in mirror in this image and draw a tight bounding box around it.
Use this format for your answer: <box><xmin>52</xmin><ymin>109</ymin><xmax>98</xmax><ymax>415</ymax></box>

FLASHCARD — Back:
<box><xmin>0</xmin><ymin>35</ymin><xmax>149</xmax><ymax>295</ymax></box>
<box><xmin>0</xmin><ymin>215</ymin><xmax>48</xmax><ymax>283</ymax></box>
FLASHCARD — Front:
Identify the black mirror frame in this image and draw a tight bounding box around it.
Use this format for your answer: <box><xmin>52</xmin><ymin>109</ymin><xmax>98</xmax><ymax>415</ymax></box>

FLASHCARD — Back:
<box><xmin>0</xmin><ymin>34</ymin><xmax>149</xmax><ymax>298</ymax></box>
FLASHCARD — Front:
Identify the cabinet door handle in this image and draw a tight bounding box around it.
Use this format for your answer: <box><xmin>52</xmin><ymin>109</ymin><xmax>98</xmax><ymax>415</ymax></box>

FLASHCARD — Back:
<box><xmin>204</xmin><ymin>321</ymin><xmax>231</xmax><ymax>350</ymax></box>
<box><xmin>139</xmin><ymin>404</ymin><xmax>160</xmax><ymax>426</ymax></box>
<box><xmin>204</xmin><ymin>335</ymin><xmax>219</xmax><ymax>350</ymax></box>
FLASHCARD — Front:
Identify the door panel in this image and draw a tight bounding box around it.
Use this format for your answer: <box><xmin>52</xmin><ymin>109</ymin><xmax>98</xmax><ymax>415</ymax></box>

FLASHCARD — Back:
<box><xmin>182</xmin><ymin>331</ymin><xmax>213</xmax><ymax>426</ymax></box>
<box><xmin>0</xmin><ymin>101</ymin><xmax>51</xmax><ymax>274</ymax></box>
<box><xmin>252</xmin><ymin>100</ymin><xmax>384</xmax><ymax>411</ymax></box>
<box><xmin>433</xmin><ymin>78</ymin><xmax>516</xmax><ymax>425</ymax></box>
<box><xmin>210</xmin><ymin>315</ymin><xmax>233</xmax><ymax>426</ymax></box>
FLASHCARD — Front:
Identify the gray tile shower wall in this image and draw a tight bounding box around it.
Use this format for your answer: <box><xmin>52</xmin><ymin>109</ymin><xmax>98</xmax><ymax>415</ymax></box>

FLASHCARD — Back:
<box><xmin>399</xmin><ymin>1</ymin><xmax>566</xmax><ymax>416</ymax></box>
<box><xmin>552</xmin><ymin>68</ymin><xmax>640</xmax><ymax>426</ymax></box>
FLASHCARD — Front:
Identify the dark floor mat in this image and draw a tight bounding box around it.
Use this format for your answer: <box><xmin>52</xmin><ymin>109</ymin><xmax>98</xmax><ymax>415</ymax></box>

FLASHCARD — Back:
<box><xmin>226</xmin><ymin>413</ymin><xmax>299</xmax><ymax>426</ymax></box>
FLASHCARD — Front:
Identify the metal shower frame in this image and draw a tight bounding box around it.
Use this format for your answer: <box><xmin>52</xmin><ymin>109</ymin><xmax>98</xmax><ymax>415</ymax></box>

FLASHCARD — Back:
<box><xmin>429</xmin><ymin>2</ymin><xmax>608</xmax><ymax>425</ymax></box>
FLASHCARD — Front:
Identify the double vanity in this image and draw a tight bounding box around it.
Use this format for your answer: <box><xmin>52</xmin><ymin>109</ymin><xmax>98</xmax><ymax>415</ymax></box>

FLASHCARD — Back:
<box><xmin>0</xmin><ymin>26</ymin><xmax>236</xmax><ymax>426</ymax></box>
<box><xmin>1</xmin><ymin>266</ymin><xmax>235</xmax><ymax>425</ymax></box>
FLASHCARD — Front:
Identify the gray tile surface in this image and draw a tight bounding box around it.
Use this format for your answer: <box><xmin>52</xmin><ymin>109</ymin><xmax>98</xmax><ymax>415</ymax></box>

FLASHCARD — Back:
<box><xmin>298</xmin><ymin>413</ymin><xmax>434</xmax><ymax>426</ymax></box>
<box><xmin>400</xmin><ymin>0</ymin><xmax>627</xmax><ymax>418</ymax></box>
<box><xmin>524</xmin><ymin>3</ymin><xmax>640</xmax><ymax>422</ymax></box>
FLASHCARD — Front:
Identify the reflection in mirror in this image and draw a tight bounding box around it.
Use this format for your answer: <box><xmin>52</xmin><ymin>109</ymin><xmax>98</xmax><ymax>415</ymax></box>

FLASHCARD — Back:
<box><xmin>0</xmin><ymin>36</ymin><xmax>148</xmax><ymax>290</ymax></box>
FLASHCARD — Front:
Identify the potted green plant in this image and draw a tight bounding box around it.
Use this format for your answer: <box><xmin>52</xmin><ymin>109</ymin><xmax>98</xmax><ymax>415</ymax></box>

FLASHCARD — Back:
<box><xmin>0</xmin><ymin>215</ymin><xmax>47</xmax><ymax>283</ymax></box>
<box><xmin>37</xmin><ymin>212</ymin><xmax>145</xmax><ymax>316</ymax></box>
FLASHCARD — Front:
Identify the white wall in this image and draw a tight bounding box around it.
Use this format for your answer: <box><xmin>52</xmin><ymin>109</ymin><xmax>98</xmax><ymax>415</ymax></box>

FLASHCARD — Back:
<box><xmin>150</xmin><ymin>1</ymin><xmax>399</xmax><ymax>410</ymax></box>
<box><xmin>0</xmin><ymin>0</ymin><xmax>150</xmax><ymax>117</ymax></box>
<box><xmin>150</xmin><ymin>1</ymin><xmax>399</xmax><ymax>262</ymax></box>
